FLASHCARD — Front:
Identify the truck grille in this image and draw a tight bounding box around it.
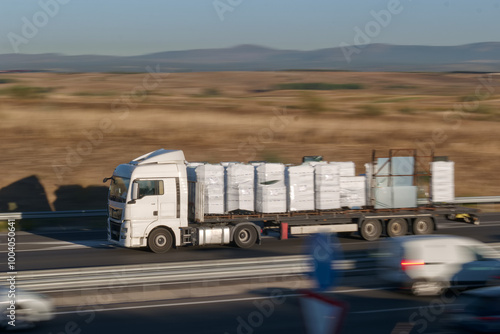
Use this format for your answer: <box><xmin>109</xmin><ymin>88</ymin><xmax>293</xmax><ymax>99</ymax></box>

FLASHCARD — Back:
<box><xmin>110</xmin><ymin>221</ymin><xmax>121</xmax><ymax>241</ymax></box>
<box><xmin>109</xmin><ymin>206</ymin><xmax>123</xmax><ymax>220</ymax></box>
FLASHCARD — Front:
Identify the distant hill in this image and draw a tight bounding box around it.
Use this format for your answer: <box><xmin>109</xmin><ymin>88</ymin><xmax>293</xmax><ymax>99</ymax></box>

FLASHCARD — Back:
<box><xmin>2</xmin><ymin>43</ymin><xmax>500</xmax><ymax>72</ymax></box>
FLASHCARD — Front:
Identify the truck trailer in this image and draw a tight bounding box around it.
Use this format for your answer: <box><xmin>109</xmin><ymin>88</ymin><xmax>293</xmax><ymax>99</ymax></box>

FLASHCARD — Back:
<box><xmin>104</xmin><ymin>149</ymin><xmax>478</xmax><ymax>253</ymax></box>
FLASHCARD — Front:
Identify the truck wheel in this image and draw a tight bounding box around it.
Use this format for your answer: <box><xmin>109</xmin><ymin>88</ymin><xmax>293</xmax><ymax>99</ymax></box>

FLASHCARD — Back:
<box><xmin>148</xmin><ymin>228</ymin><xmax>173</xmax><ymax>253</ymax></box>
<box><xmin>412</xmin><ymin>217</ymin><xmax>434</xmax><ymax>235</ymax></box>
<box><xmin>360</xmin><ymin>219</ymin><xmax>382</xmax><ymax>241</ymax></box>
<box><xmin>233</xmin><ymin>225</ymin><xmax>257</xmax><ymax>248</ymax></box>
<box><xmin>387</xmin><ymin>218</ymin><xmax>408</xmax><ymax>237</ymax></box>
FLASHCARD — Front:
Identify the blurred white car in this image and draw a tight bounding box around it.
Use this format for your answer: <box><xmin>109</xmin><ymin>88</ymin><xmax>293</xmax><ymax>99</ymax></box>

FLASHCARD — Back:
<box><xmin>0</xmin><ymin>286</ymin><xmax>54</xmax><ymax>329</ymax></box>
<box><xmin>377</xmin><ymin>235</ymin><xmax>500</xmax><ymax>295</ymax></box>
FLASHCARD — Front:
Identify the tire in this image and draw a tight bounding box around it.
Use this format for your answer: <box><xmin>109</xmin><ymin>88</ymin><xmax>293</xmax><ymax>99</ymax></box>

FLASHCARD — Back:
<box><xmin>412</xmin><ymin>217</ymin><xmax>434</xmax><ymax>235</ymax></box>
<box><xmin>233</xmin><ymin>225</ymin><xmax>257</xmax><ymax>249</ymax></box>
<box><xmin>360</xmin><ymin>219</ymin><xmax>382</xmax><ymax>241</ymax></box>
<box><xmin>411</xmin><ymin>280</ymin><xmax>448</xmax><ymax>296</ymax></box>
<box><xmin>148</xmin><ymin>227</ymin><xmax>173</xmax><ymax>253</ymax></box>
<box><xmin>386</xmin><ymin>218</ymin><xmax>408</xmax><ymax>237</ymax></box>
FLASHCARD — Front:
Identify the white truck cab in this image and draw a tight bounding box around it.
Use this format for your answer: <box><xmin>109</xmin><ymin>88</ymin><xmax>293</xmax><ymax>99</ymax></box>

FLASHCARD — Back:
<box><xmin>106</xmin><ymin>149</ymin><xmax>261</xmax><ymax>253</ymax></box>
<box><xmin>106</xmin><ymin>149</ymin><xmax>189</xmax><ymax>251</ymax></box>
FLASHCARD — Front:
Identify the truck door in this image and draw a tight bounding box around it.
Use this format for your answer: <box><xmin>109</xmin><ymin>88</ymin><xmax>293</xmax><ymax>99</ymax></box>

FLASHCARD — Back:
<box><xmin>129</xmin><ymin>179</ymin><xmax>163</xmax><ymax>237</ymax></box>
<box><xmin>158</xmin><ymin>178</ymin><xmax>178</xmax><ymax>219</ymax></box>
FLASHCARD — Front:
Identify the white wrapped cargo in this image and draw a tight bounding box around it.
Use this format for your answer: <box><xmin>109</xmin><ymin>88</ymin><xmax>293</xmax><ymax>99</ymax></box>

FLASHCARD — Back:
<box><xmin>340</xmin><ymin>176</ymin><xmax>366</xmax><ymax>208</ymax></box>
<box><xmin>225</xmin><ymin>164</ymin><xmax>254</xmax><ymax>212</ymax></box>
<box><xmin>256</xmin><ymin>186</ymin><xmax>287</xmax><ymax>213</ymax></box>
<box><xmin>256</xmin><ymin>163</ymin><xmax>286</xmax><ymax>187</ymax></box>
<box><xmin>431</xmin><ymin>161</ymin><xmax>455</xmax><ymax>202</ymax></box>
<box><xmin>330</xmin><ymin>161</ymin><xmax>356</xmax><ymax>177</ymax></box>
<box><xmin>188</xmin><ymin>164</ymin><xmax>225</xmax><ymax>214</ymax></box>
<box><xmin>314</xmin><ymin>164</ymin><xmax>341</xmax><ymax>210</ymax></box>
<box><xmin>255</xmin><ymin>163</ymin><xmax>286</xmax><ymax>213</ymax></box>
<box><xmin>286</xmin><ymin>165</ymin><xmax>315</xmax><ymax>211</ymax></box>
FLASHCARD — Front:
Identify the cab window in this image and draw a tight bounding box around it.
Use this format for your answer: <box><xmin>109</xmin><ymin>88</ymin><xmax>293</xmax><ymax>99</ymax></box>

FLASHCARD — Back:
<box><xmin>137</xmin><ymin>180</ymin><xmax>164</xmax><ymax>198</ymax></box>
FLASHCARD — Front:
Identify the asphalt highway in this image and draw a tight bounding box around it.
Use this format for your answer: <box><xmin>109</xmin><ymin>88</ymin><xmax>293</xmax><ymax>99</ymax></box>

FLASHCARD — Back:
<box><xmin>28</xmin><ymin>286</ymin><xmax>451</xmax><ymax>334</ymax></box>
<box><xmin>2</xmin><ymin>213</ymin><xmax>499</xmax><ymax>333</ymax></box>
<box><xmin>1</xmin><ymin>213</ymin><xmax>499</xmax><ymax>271</ymax></box>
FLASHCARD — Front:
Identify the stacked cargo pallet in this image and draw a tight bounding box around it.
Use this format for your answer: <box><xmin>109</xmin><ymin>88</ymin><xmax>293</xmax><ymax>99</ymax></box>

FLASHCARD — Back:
<box><xmin>188</xmin><ymin>164</ymin><xmax>225</xmax><ymax>214</ymax></box>
<box><xmin>332</xmin><ymin>162</ymin><xmax>366</xmax><ymax>208</ymax></box>
<box><xmin>431</xmin><ymin>161</ymin><xmax>455</xmax><ymax>202</ymax></box>
<box><xmin>314</xmin><ymin>164</ymin><xmax>341</xmax><ymax>210</ymax></box>
<box><xmin>255</xmin><ymin>163</ymin><xmax>287</xmax><ymax>213</ymax></box>
<box><xmin>189</xmin><ymin>160</ymin><xmax>371</xmax><ymax>213</ymax></box>
<box><xmin>286</xmin><ymin>165</ymin><xmax>315</xmax><ymax>211</ymax></box>
<box><xmin>225</xmin><ymin>163</ymin><xmax>255</xmax><ymax>212</ymax></box>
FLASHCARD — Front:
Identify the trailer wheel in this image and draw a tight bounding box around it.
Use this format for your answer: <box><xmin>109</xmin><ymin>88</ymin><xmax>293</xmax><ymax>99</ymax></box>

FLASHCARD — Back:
<box><xmin>387</xmin><ymin>218</ymin><xmax>408</xmax><ymax>237</ymax></box>
<box><xmin>233</xmin><ymin>225</ymin><xmax>257</xmax><ymax>249</ymax></box>
<box><xmin>360</xmin><ymin>219</ymin><xmax>382</xmax><ymax>241</ymax></box>
<box><xmin>148</xmin><ymin>227</ymin><xmax>173</xmax><ymax>253</ymax></box>
<box><xmin>412</xmin><ymin>217</ymin><xmax>434</xmax><ymax>235</ymax></box>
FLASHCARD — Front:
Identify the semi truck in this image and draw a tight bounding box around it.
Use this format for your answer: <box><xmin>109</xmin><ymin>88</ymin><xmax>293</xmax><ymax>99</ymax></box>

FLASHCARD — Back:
<box><xmin>104</xmin><ymin>148</ymin><xmax>478</xmax><ymax>253</ymax></box>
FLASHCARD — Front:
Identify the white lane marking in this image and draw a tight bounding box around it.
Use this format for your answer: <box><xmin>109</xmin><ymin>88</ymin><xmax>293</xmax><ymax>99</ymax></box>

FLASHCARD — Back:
<box><xmin>352</xmin><ymin>306</ymin><xmax>422</xmax><ymax>314</ymax></box>
<box><xmin>0</xmin><ymin>240</ymin><xmax>113</xmax><ymax>253</ymax></box>
<box><xmin>53</xmin><ymin>286</ymin><xmax>393</xmax><ymax>315</ymax></box>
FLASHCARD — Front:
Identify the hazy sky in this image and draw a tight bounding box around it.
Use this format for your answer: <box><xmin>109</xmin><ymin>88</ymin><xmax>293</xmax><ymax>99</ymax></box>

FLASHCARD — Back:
<box><xmin>1</xmin><ymin>0</ymin><xmax>499</xmax><ymax>56</ymax></box>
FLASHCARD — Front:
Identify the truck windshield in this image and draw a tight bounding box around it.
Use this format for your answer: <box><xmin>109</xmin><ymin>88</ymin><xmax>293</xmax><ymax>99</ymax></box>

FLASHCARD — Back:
<box><xmin>109</xmin><ymin>176</ymin><xmax>130</xmax><ymax>203</ymax></box>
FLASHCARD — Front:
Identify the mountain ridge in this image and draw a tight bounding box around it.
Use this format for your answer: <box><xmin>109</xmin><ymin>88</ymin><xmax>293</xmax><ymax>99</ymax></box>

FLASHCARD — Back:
<box><xmin>2</xmin><ymin>42</ymin><xmax>500</xmax><ymax>72</ymax></box>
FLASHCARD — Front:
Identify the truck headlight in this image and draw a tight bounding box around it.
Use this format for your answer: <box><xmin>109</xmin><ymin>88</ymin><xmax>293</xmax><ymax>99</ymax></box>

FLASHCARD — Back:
<box><xmin>120</xmin><ymin>221</ymin><xmax>130</xmax><ymax>239</ymax></box>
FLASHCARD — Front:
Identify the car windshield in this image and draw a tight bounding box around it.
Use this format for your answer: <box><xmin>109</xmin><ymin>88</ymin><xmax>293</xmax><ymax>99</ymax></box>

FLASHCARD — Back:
<box><xmin>109</xmin><ymin>176</ymin><xmax>130</xmax><ymax>203</ymax></box>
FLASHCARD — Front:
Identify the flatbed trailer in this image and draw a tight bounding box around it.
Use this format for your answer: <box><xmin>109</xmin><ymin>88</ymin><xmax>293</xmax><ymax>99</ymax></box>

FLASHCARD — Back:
<box><xmin>198</xmin><ymin>205</ymin><xmax>479</xmax><ymax>241</ymax></box>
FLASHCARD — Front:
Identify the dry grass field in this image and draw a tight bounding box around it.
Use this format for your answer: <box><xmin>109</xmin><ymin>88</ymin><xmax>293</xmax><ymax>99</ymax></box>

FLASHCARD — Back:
<box><xmin>0</xmin><ymin>71</ymin><xmax>499</xmax><ymax>211</ymax></box>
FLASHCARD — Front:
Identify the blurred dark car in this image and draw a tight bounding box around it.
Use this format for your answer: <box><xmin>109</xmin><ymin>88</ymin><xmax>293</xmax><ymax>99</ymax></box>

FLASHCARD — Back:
<box><xmin>442</xmin><ymin>286</ymin><xmax>500</xmax><ymax>333</ymax></box>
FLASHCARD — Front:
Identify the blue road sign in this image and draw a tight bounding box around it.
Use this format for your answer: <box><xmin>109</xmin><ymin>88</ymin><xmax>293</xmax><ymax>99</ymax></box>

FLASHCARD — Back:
<box><xmin>308</xmin><ymin>233</ymin><xmax>344</xmax><ymax>291</ymax></box>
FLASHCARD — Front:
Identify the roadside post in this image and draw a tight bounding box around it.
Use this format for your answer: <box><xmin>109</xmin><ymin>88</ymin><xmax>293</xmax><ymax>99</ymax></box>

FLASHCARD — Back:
<box><xmin>300</xmin><ymin>233</ymin><xmax>348</xmax><ymax>334</ymax></box>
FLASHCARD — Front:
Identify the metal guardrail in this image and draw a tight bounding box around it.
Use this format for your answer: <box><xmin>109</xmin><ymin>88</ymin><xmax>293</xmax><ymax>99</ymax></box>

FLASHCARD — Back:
<box><xmin>417</xmin><ymin>196</ymin><xmax>500</xmax><ymax>205</ymax></box>
<box><xmin>5</xmin><ymin>244</ymin><xmax>500</xmax><ymax>292</ymax></box>
<box><xmin>0</xmin><ymin>209</ymin><xmax>107</xmax><ymax>220</ymax></box>
<box><xmin>0</xmin><ymin>196</ymin><xmax>499</xmax><ymax>221</ymax></box>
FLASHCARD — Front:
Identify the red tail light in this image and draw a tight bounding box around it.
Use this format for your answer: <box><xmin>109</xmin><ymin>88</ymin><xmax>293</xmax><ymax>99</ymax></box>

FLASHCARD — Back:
<box><xmin>401</xmin><ymin>260</ymin><xmax>425</xmax><ymax>270</ymax></box>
